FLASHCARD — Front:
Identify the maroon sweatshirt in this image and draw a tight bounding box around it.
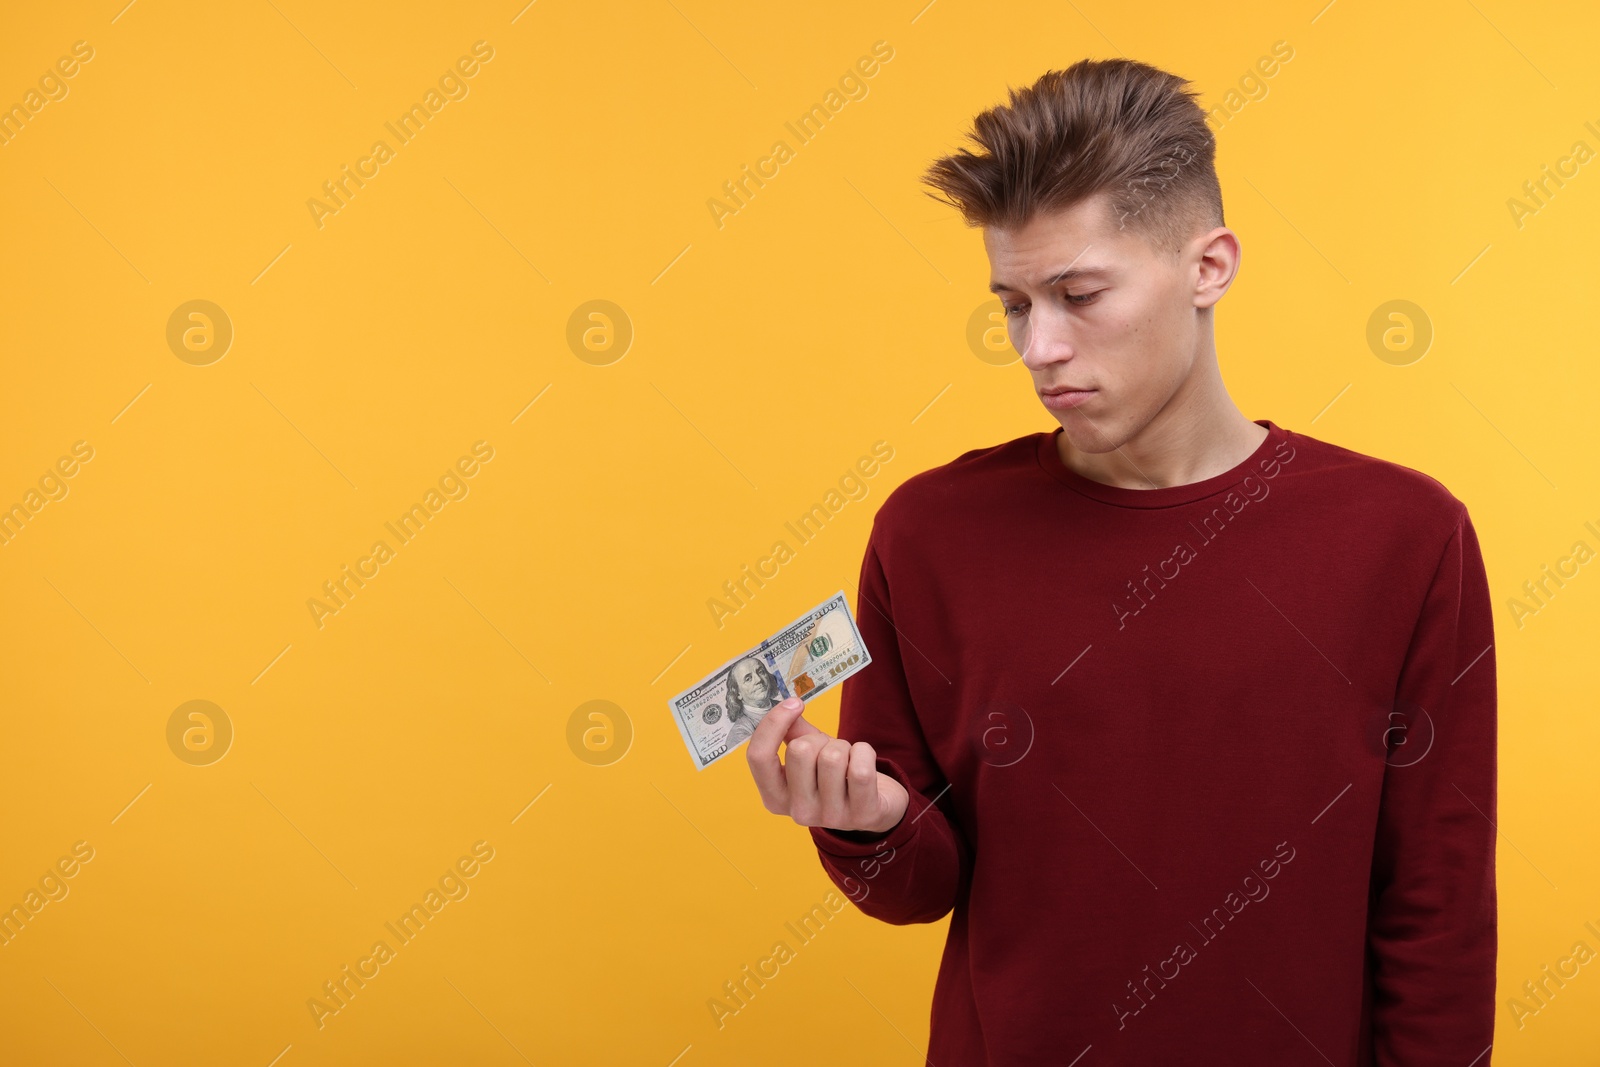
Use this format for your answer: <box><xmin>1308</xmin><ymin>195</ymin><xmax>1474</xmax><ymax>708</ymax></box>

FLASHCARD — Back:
<box><xmin>810</xmin><ymin>419</ymin><xmax>1497</xmax><ymax>1066</ymax></box>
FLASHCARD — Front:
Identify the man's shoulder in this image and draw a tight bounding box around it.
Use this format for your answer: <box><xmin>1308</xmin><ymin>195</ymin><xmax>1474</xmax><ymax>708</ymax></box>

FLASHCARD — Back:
<box><xmin>874</xmin><ymin>431</ymin><xmax>1048</xmax><ymax>527</ymax></box>
<box><xmin>867</xmin><ymin>423</ymin><xmax>1473</xmax><ymax>543</ymax></box>
<box><xmin>1273</xmin><ymin>425</ymin><xmax>1472</xmax><ymax>575</ymax></box>
<box><xmin>1282</xmin><ymin>427</ymin><xmax>1467</xmax><ymax>518</ymax></box>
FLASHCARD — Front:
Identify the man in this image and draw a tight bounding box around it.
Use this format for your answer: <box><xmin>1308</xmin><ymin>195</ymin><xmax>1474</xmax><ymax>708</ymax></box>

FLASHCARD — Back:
<box><xmin>721</xmin><ymin>655</ymin><xmax>784</xmax><ymax>749</ymax></box>
<box><xmin>745</xmin><ymin>57</ymin><xmax>1496</xmax><ymax>1065</ymax></box>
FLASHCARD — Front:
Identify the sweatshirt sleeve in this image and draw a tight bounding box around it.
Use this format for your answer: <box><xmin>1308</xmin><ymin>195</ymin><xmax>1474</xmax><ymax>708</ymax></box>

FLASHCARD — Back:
<box><xmin>1368</xmin><ymin>504</ymin><xmax>1498</xmax><ymax>1063</ymax></box>
<box><xmin>808</xmin><ymin>529</ymin><xmax>972</xmax><ymax>925</ymax></box>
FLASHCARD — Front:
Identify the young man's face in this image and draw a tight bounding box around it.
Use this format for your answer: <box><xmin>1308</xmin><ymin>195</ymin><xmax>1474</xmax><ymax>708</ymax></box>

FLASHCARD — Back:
<box><xmin>984</xmin><ymin>191</ymin><xmax>1223</xmax><ymax>453</ymax></box>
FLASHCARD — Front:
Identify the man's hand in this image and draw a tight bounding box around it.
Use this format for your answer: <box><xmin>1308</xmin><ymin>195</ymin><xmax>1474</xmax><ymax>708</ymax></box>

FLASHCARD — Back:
<box><xmin>747</xmin><ymin>696</ymin><xmax>909</xmax><ymax>834</ymax></box>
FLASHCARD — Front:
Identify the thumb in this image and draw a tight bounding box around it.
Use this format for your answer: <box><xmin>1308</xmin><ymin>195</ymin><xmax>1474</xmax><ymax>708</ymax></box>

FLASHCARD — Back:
<box><xmin>772</xmin><ymin>696</ymin><xmax>826</xmax><ymax>741</ymax></box>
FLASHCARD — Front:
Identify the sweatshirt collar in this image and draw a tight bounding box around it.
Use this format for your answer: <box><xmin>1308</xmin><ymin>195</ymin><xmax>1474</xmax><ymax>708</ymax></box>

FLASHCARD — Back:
<box><xmin>1036</xmin><ymin>419</ymin><xmax>1290</xmax><ymax>509</ymax></box>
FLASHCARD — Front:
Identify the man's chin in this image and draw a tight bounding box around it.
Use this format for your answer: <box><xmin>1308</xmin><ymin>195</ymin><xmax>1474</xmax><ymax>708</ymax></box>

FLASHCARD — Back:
<box><xmin>1057</xmin><ymin>416</ymin><xmax>1127</xmax><ymax>455</ymax></box>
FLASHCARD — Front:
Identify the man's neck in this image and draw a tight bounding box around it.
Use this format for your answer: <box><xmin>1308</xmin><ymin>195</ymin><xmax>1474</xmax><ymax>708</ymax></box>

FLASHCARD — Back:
<box><xmin>1056</xmin><ymin>363</ymin><xmax>1267</xmax><ymax>491</ymax></box>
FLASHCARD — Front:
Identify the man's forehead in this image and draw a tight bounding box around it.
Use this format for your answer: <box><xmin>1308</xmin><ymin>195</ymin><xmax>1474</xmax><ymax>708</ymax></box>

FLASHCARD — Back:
<box><xmin>984</xmin><ymin>203</ymin><xmax>1129</xmax><ymax>289</ymax></box>
<box><xmin>987</xmin><ymin>260</ymin><xmax>1117</xmax><ymax>294</ymax></box>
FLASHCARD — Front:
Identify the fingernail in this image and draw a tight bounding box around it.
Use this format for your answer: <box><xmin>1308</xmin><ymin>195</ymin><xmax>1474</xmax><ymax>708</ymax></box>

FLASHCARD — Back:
<box><xmin>783</xmin><ymin>696</ymin><xmax>801</xmax><ymax>710</ymax></box>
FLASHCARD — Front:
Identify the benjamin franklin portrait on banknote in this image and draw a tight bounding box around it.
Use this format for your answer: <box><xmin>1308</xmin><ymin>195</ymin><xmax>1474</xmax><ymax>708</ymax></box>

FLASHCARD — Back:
<box><xmin>722</xmin><ymin>656</ymin><xmax>783</xmax><ymax>748</ymax></box>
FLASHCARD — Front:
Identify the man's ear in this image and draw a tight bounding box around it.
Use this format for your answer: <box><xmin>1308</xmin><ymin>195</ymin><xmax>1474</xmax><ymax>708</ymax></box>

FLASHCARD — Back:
<box><xmin>1192</xmin><ymin>227</ymin><xmax>1240</xmax><ymax>310</ymax></box>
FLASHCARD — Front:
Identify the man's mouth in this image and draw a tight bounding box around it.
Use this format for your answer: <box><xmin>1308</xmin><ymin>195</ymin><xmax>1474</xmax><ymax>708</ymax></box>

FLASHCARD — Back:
<box><xmin>1040</xmin><ymin>385</ymin><xmax>1097</xmax><ymax>410</ymax></box>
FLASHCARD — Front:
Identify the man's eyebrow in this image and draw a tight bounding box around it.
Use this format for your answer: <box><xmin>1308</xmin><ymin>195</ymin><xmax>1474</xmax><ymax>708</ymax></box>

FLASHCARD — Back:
<box><xmin>988</xmin><ymin>266</ymin><xmax>1113</xmax><ymax>293</ymax></box>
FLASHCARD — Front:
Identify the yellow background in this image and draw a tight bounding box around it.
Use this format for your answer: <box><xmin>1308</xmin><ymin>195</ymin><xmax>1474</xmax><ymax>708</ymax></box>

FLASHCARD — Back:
<box><xmin>1</xmin><ymin>0</ymin><xmax>1597</xmax><ymax>1063</ymax></box>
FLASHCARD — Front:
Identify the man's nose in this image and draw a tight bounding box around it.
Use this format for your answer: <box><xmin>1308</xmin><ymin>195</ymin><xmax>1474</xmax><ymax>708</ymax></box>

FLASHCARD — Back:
<box><xmin>1016</xmin><ymin>308</ymin><xmax>1073</xmax><ymax>369</ymax></box>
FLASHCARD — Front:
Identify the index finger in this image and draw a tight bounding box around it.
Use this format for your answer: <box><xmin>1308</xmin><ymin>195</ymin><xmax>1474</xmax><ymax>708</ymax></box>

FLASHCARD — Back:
<box><xmin>746</xmin><ymin>697</ymin><xmax>826</xmax><ymax>810</ymax></box>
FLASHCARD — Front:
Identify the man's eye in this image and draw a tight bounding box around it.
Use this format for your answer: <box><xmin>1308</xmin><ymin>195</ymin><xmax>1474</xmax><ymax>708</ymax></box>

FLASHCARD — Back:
<box><xmin>1002</xmin><ymin>292</ymin><xmax>1097</xmax><ymax>315</ymax></box>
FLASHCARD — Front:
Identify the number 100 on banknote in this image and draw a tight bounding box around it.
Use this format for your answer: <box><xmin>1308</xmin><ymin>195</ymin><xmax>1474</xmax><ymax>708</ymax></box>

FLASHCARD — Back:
<box><xmin>668</xmin><ymin>591</ymin><xmax>872</xmax><ymax>771</ymax></box>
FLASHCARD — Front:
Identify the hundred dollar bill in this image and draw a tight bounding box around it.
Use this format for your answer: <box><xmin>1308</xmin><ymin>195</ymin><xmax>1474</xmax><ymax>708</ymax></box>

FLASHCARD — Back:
<box><xmin>669</xmin><ymin>591</ymin><xmax>872</xmax><ymax>771</ymax></box>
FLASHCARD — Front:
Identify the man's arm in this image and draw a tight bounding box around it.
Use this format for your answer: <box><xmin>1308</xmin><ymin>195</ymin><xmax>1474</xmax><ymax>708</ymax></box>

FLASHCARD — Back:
<box><xmin>1369</xmin><ymin>504</ymin><xmax>1497</xmax><ymax>1063</ymax></box>
<box><xmin>807</xmin><ymin>534</ymin><xmax>973</xmax><ymax>925</ymax></box>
